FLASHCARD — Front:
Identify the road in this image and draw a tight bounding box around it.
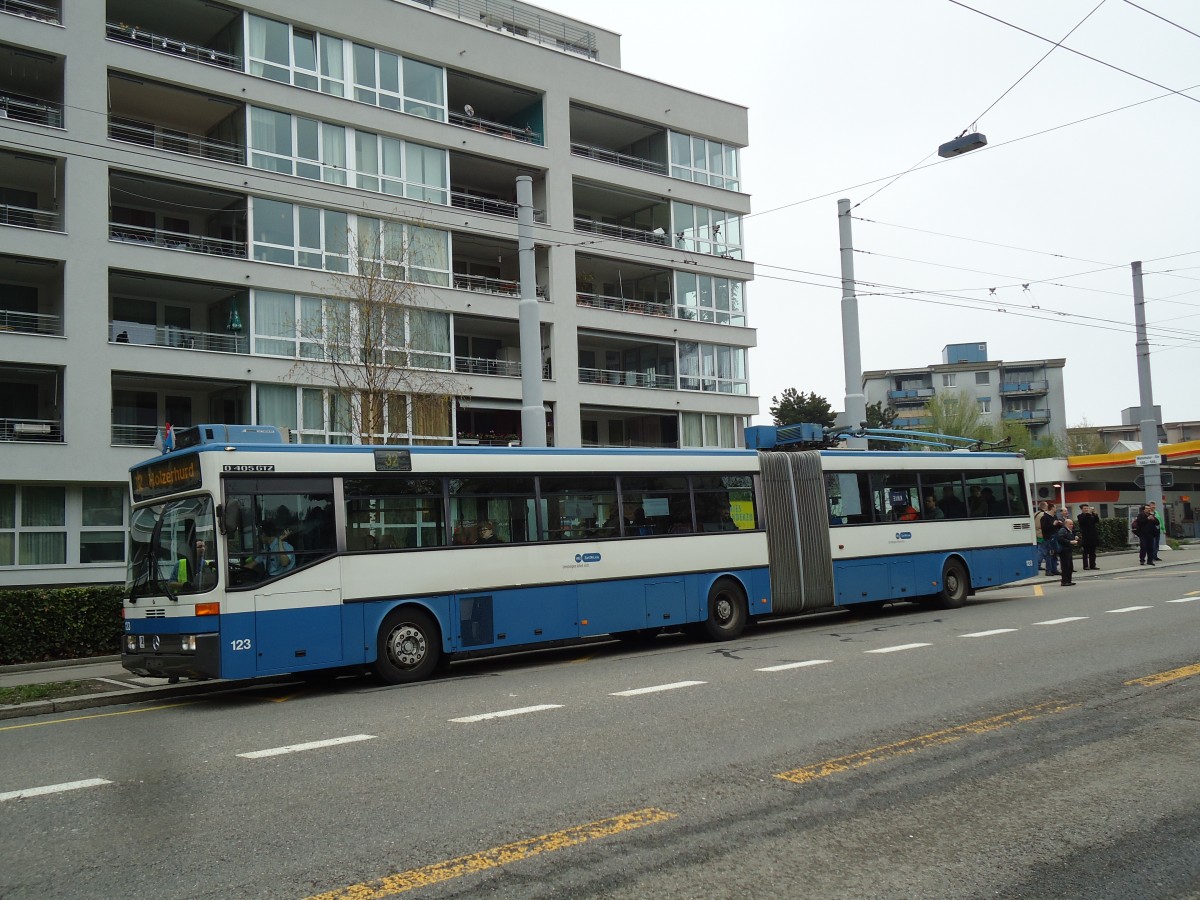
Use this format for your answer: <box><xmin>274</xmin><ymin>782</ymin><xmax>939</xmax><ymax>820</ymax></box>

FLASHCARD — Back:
<box><xmin>2</xmin><ymin>568</ymin><xmax>1198</xmax><ymax>899</ymax></box>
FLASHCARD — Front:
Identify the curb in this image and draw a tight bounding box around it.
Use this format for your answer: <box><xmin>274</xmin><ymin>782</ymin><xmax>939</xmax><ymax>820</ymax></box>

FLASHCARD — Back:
<box><xmin>0</xmin><ymin>655</ymin><xmax>121</xmax><ymax>676</ymax></box>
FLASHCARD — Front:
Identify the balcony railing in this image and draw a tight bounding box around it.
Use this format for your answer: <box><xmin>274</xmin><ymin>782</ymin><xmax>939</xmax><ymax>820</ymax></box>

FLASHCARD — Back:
<box><xmin>1000</xmin><ymin>380</ymin><xmax>1049</xmax><ymax>395</ymax></box>
<box><xmin>0</xmin><ymin>93</ymin><xmax>64</xmax><ymax>128</ymax></box>
<box><xmin>109</xmin><ymin>118</ymin><xmax>245</xmax><ymax>164</ymax></box>
<box><xmin>570</xmin><ymin>143</ymin><xmax>667</xmax><ymax>176</ymax></box>
<box><xmin>0</xmin><ymin>0</ymin><xmax>59</xmax><ymax>24</ymax></box>
<box><xmin>0</xmin><ymin>417</ymin><xmax>62</xmax><ymax>442</ymax></box>
<box><xmin>105</xmin><ymin>22</ymin><xmax>241</xmax><ymax>70</ymax></box>
<box><xmin>453</xmin><ymin>272</ymin><xmax>546</xmax><ymax>299</ymax></box>
<box><xmin>579</xmin><ymin>367</ymin><xmax>674</xmax><ymax>390</ymax></box>
<box><xmin>0</xmin><ymin>204</ymin><xmax>61</xmax><ymax>231</ymax></box>
<box><xmin>448</xmin><ymin>110</ymin><xmax>542</xmax><ymax>145</ymax></box>
<box><xmin>455</xmin><ymin>355</ymin><xmax>551</xmax><ymax>378</ymax></box>
<box><xmin>1002</xmin><ymin>409</ymin><xmax>1051</xmax><ymax>423</ymax></box>
<box><xmin>574</xmin><ymin>216</ymin><xmax>668</xmax><ymax>246</ymax></box>
<box><xmin>411</xmin><ymin>0</ymin><xmax>597</xmax><ymax>59</ymax></box>
<box><xmin>110</xmin><ymin>321</ymin><xmax>249</xmax><ymax>354</ymax></box>
<box><xmin>450</xmin><ymin>190</ymin><xmax>546</xmax><ymax>222</ymax></box>
<box><xmin>894</xmin><ymin>417</ymin><xmax>932</xmax><ymax>428</ymax></box>
<box><xmin>0</xmin><ymin>309</ymin><xmax>62</xmax><ymax>335</ymax></box>
<box><xmin>887</xmin><ymin>388</ymin><xmax>934</xmax><ymax>401</ymax></box>
<box><xmin>109</xmin><ymin>224</ymin><xmax>247</xmax><ymax>258</ymax></box>
<box><xmin>111</xmin><ymin>423</ymin><xmax>159</xmax><ymax>447</ymax></box>
<box><xmin>576</xmin><ymin>291</ymin><xmax>670</xmax><ymax>318</ymax></box>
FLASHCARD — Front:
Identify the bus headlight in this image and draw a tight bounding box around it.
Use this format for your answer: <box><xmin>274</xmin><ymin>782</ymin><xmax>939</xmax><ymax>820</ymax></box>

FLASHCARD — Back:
<box><xmin>180</xmin><ymin>635</ymin><xmax>196</xmax><ymax>652</ymax></box>
<box><xmin>125</xmin><ymin>635</ymin><xmax>137</xmax><ymax>652</ymax></box>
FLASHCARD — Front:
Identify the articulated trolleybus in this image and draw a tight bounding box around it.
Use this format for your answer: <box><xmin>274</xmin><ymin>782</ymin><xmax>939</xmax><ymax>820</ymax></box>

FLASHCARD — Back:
<box><xmin>122</xmin><ymin>424</ymin><xmax>1034</xmax><ymax>684</ymax></box>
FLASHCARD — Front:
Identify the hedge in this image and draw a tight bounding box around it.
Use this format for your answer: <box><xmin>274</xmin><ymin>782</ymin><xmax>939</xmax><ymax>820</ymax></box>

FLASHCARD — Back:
<box><xmin>0</xmin><ymin>586</ymin><xmax>123</xmax><ymax>665</ymax></box>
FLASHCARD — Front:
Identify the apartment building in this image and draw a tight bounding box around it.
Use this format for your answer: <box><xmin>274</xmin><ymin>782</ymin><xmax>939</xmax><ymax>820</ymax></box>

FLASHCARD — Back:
<box><xmin>0</xmin><ymin>0</ymin><xmax>756</xmax><ymax>586</ymax></box>
<box><xmin>862</xmin><ymin>342</ymin><xmax>1066</xmax><ymax>439</ymax></box>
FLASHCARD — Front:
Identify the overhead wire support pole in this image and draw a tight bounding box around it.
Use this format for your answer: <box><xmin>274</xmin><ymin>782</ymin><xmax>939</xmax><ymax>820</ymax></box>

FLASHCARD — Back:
<box><xmin>1131</xmin><ymin>261</ymin><xmax>1163</xmax><ymax>513</ymax></box>
<box><xmin>516</xmin><ymin>175</ymin><xmax>547</xmax><ymax>447</ymax></box>
<box><xmin>838</xmin><ymin>199</ymin><xmax>867</xmax><ymax>449</ymax></box>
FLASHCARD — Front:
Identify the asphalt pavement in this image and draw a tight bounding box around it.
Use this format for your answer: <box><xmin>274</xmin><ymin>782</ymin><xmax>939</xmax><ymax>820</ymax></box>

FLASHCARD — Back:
<box><xmin>2</xmin><ymin>543</ymin><xmax>1193</xmax><ymax>721</ymax></box>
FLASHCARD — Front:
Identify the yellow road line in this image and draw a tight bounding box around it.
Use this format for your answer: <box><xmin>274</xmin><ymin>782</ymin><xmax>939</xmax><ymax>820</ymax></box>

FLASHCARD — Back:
<box><xmin>0</xmin><ymin>702</ymin><xmax>195</xmax><ymax>731</ymax></box>
<box><xmin>775</xmin><ymin>700</ymin><xmax>1079</xmax><ymax>785</ymax></box>
<box><xmin>305</xmin><ymin>807</ymin><xmax>676</xmax><ymax>900</ymax></box>
<box><xmin>1125</xmin><ymin>662</ymin><xmax>1200</xmax><ymax>687</ymax></box>
<box><xmin>1034</xmin><ymin>585</ymin><xmax>1044</xmax><ymax>598</ymax></box>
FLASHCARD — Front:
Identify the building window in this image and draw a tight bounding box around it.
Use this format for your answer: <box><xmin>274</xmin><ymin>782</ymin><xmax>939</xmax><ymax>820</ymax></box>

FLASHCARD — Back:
<box><xmin>0</xmin><ymin>484</ymin><xmax>125</xmax><ymax>568</ymax></box>
<box><xmin>942</xmin><ymin>373</ymin><xmax>956</xmax><ymax>387</ymax></box>
<box><xmin>681</xmin><ymin>412</ymin><xmax>742</xmax><ymax>448</ymax></box>
<box><xmin>669</xmin><ymin>131</ymin><xmax>740</xmax><ymax>190</ymax></box>
<box><xmin>678</xmin><ymin>342</ymin><xmax>748</xmax><ymax>394</ymax></box>
<box><xmin>671</xmin><ymin>202</ymin><xmax>743</xmax><ymax>259</ymax></box>
<box><xmin>257</xmin><ymin>385</ymin><xmax>453</xmax><ymax>445</ymax></box>
<box><xmin>978</xmin><ymin>397</ymin><xmax>992</xmax><ymax>413</ymax></box>
<box><xmin>81</xmin><ymin>486</ymin><xmax>126</xmax><ymax>563</ymax></box>
<box><xmin>975</xmin><ymin>371</ymin><xmax>990</xmax><ymax>385</ymax></box>
<box><xmin>676</xmin><ymin>272</ymin><xmax>746</xmax><ymax>326</ymax></box>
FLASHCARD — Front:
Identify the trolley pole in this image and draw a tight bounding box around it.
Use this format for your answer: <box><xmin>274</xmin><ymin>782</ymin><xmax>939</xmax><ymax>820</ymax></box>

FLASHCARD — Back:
<box><xmin>516</xmin><ymin>175</ymin><xmax>546</xmax><ymax>447</ymax></box>
<box><xmin>838</xmin><ymin>199</ymin><xmax>867</xmax><ymax>449</ymax></box>
<box><xmin>1132</xmin><ymin>261</ymin><xmax>1163</xmax><ymax>514</ymax></box>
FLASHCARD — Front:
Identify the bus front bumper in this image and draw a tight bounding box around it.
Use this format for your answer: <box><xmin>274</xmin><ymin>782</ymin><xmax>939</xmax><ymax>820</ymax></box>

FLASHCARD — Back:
<box><xmin>122</xmin><ymin>632</ymin><xmax>221</xmax><ymax>680</ymax></box>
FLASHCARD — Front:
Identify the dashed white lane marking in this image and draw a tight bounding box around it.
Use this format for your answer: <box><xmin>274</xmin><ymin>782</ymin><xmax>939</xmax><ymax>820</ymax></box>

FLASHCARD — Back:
<box><xmin>756</xmin><ymin>660</ymin><xmax>832</xmax><ymax>672</ymax></box>
<box><xmin>0</xmin><ymin>778</ymin><xmax>112</xmax><ymax>802</ymax></box>
<box><xmin>865</xmin><ymin>643</ymin><xmax>932</xmax><ymax>654</ymax></box>
<box><xmin>1035</xmin><ymin>617</ymin><xmax>1089</xmax><ymax>625</ymax></box>
<box><xmin>1107</xmin><ymin>606</ymin><xmax>1153</xmax><ymax>613</ymax></box>
<box><xmin>961</xmin><ymin>629</ymin><xmax>1019</xmax><ymax>638</ymax></box>
<box><xmin>450</xmin><ymin>705</ymin><xmax>563</xmax><ymax>723</ymax></box>
<box><xmin>237</xmin><ymin>734</ymin><xmax>375</xmax><ymax>758</ymax></box>
<box><xmin>611</xmin><ymin>680</ymin><xmax>706</xmax><ymax>697</ymax></box>
<box><xmin>1167</xmin><ymin>598</ymin><xmax>1196</xmax><ymax>603</ymax></box>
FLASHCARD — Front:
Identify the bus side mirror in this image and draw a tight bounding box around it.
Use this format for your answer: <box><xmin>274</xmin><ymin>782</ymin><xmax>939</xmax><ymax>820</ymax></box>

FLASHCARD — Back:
<box><xmin>220</xmin><ymin>501</ymin><xmax>242</xmax><ymax>535</ymax></box>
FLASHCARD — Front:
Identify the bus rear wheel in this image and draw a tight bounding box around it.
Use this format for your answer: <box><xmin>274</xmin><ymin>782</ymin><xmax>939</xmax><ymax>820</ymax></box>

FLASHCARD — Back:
<box><xmin>375</xmin><ymin>607</ymin><xmax>441</xmax><ymax>684</ymax></box>
<box><xmin>934</xmin><ymin>559</ymin><xmax>969</xmax><ymax>609</ymax></box>
<box><xmin>702</xmin><ymin>577</ymin><xmax>747</xmax><ymax>641</ymax></box>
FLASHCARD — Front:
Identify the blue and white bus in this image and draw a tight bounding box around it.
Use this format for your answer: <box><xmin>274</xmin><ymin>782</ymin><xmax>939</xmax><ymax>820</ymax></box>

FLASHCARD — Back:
<box><xmin>122</xmin><ymin>425</ymin><xmax>1035</xmax><ymax>684</ymax></box>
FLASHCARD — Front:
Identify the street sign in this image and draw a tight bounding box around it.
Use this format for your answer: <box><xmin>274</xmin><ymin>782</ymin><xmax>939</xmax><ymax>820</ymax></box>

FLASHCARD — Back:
<box><xmin>1136</xmin><ymin>453</ymin><xmax>1162</xmax><ymax>466</ymax></box>
<box><xmin>1135</xmin><ymin>472</ymin><xmax>1174</xmax><ymax>489</ymax></box>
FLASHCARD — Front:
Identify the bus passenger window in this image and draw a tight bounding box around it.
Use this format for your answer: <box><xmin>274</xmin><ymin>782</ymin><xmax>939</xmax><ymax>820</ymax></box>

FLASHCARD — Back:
<box><xmin>449</xmin><ymin>476</ymin><xmax>535</xmax><ymax>545</ymax></box>
<box><xmin>693</xmin><ymin>475</ymin><xmax>757</xmax><ymax>531</ymax></box>
<box><xmin>344</xmin><ymin>477</ymin><xmax>445</xmax><ymax>550</ymax></box>
<box><xmin>619</xmin><ymin>476</ymin><xmax>690</xmax><ymax>536</ymax></box>
<box><xmin>538</xmin><ymin>475</ymin><xmax>617</xmax><ymax>540</ymax></box>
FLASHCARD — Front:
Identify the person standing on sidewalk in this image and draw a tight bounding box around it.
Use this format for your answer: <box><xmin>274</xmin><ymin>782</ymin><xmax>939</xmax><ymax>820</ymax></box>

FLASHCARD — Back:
<box><xmin>1133</xmin><ymin>504</ymin><xmax>1159</xmax><ymax>566</ymax></box>
<box><xmin>1039</xmin><ymin>501</ymin><xmax>1061</xmax><ymax>576</ymax></box>
<box><xmin>1054</xmin><ymin>517</ymin><xmax>1079</xmax><ymax>586</ymax></box>
<box><xmin>1077</xmin><ymin>504</ymin><xmax>1100</xmax><ymax>570</ymax></box>
<box><xmin>1148</xmin><ymin>501</ymin><xmax>1164</xmax><ymax>561</ymax></box>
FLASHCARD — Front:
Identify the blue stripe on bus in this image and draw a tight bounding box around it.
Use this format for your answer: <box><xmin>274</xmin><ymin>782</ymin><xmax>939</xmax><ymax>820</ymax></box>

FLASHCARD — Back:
<box><xmin>831</xmin><ymin>545</ymin><xmax>1033</xmax><ymax>605</ymax></box>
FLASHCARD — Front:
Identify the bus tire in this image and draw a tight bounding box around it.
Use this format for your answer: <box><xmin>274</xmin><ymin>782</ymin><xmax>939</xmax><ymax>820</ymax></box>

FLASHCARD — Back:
<box><xmin>934</xmin><ymin>559</ymin><xmax>969</xmax><ymax>609</ymax></box>
<box><xmin>375</xmin><ymin>607</ymin><xmax>441</xmax><ymax>684</ymax></box>
<box><xmin>702</xmin><ymin>577</ymin><xmax>747</xmax><ymax>641</ymax></box>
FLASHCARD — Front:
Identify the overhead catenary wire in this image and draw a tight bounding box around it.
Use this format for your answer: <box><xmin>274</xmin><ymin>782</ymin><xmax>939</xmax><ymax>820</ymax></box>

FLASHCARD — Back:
<box><xmin>1121</xmin><ymin>0</ymin><xmax>1200</xmax><ymax>42</ymax></box>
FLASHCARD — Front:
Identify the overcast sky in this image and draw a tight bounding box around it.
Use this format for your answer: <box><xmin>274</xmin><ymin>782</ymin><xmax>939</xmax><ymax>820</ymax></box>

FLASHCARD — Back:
<box><xmin>543</xmin><ymin>0</ymin><xmax>1200</xmax><ymax>429</ymax></box>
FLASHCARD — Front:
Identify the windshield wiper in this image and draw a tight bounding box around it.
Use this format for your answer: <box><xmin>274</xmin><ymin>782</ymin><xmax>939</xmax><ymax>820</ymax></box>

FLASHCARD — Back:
<box><xmin>147</xmin><ymin>513</ymin><xmax>178</xmax><ymax>603</ymax></box>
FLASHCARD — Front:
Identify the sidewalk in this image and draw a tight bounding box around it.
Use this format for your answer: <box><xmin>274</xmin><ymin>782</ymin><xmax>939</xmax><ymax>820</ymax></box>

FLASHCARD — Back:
<box><xmin>2</xmin><ymin>543</ymin><xmax>1193</xmax><ymax>721</ymax></box>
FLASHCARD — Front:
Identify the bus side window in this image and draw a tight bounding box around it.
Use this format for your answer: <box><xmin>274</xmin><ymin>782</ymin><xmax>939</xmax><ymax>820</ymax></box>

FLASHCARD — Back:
<box><xmin>449</xmin><ymin>476</ymin><xmax>535</xmax><ymax>545</ymax></box>
<box><xmin>693</xmin><ymin>475</ymin><xmax>756</xmax><ymax>531</ymax></box>
<box><xmin>538</xmin><ymin>475</ymin><xmax>617</xmax><ymax>540</ymax></box>
<box><xmin>620</xmin><ymin>475</ymin><xmax>690</xmax><ymax>536</ymax></box>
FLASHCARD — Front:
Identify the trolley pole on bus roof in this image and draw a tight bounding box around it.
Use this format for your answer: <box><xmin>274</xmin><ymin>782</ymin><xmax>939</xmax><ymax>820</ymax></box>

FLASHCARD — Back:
<box><xmin>516</xmin><ymin>175</ymin><xmax>546</xmax><ymax>447</ymax></box>
<box><xmin>1132</xmin><ymin>261</ymin><xmax>1163</xmax><ymax>513</ymax></box>
<box><xmin>838</xmin><ymin>199</ymin><xmax>867</xmax><ymax>450</ymax></box>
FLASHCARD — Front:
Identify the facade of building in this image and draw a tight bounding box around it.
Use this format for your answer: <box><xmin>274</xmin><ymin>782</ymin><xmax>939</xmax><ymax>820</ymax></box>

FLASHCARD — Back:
<box><xmin>862</xmin><ymin>342</ymin><xmax>1066</xmax><ymax>440</ymax></box>
<box><xmin>0</xmin><ymin>0</ymin><xmax>756</xmax><ymax>586</ymax></box>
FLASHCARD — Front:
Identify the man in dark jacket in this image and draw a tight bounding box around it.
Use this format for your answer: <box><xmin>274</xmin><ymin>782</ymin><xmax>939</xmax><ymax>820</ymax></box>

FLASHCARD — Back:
<box><xmin>1040</xmin><ymin>502</ymin><xmax>1061</xmax><ymax>576</ymax></box>
<box><xmin>1054</xmin><ymin>517</ymin><xmax>1079</xmax><ymax>586</ymax></box>
<box><xmin>1077</xmin><ymin>504</ymin><xmax>1100</xmax><ymax>570</ymax></box>
<box><xmin>1133</xmin><ymin>505</ymin><xmax>1159</xmax><ymax>565</ymax></box>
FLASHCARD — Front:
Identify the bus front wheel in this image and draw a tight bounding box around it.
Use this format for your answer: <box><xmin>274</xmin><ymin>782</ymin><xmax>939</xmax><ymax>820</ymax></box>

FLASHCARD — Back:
<box><xmin>375</xmin><ymin>607</ymin><xmax>441</xmax><ymax>684</ymax></box>
<box><xmin>934</xmin><ymin>559</ymin><xmax>969</xmax><ymax>609</ymax></box>
<box><xmin>702</xmin><ymin>577</ymin><xmax>747</xmax><ymax>641</ymax></box>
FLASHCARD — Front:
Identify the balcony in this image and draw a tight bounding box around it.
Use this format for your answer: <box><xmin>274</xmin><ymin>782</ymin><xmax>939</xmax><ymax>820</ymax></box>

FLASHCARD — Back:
<box><xmin>573</xmin><ymin>181</ymin><xmax>669</xmax><ymax>247</ymax></box>
<box><xmin>446</xmin><ymin>69</ymin><xmax>545</xmax><ymax>146</ymax></box>
<box><xmin>0</xmin><ymin>364</ymin><xmax>62</xmax><ymax>443</ymax></box>
<box><xmin>894</xmin><ymin>416</ymin><xmax>932</xmax><ymax>428</ymax></box>
<box><xmin>452</xmin><ymin>234</ymin><xmax>549</xmax><ymax>301</ymax></box>
<box><xmin>1000</xmin><ymin>380</ymin><xmax>1049</xmax><ymax>396</ymax></box>
<box><xmin>887</xmin><ymin>387</ymin><xmax>935</xmax><ymax>406</ymax></box>
<box><xmin>575</xmin><ymin>254</ymin><xmax>671</xmax><ymax>319</ymax></box>
<box><xmin>0</xmin><ymin>149</ymin><xmax>63</xmax><ymax>233</ymax></box>
<box><xmin>110</xmin><ymin>270</ymin><xmax>249</xmax><ymax>354</ymax></box>
<box><xmin>455</xmin><ymin>316</ymin><xmax>551</xmax><ymax>380</ymax></box>
<box><xmin>579</xmin><ymin>331</ymin><xmax>676</xmax><ymax>391</ymax></box>
<box><xmin>569</xmin><ymin>104</ymin><xmax>667</xmax><ymax>176</ymax></box>
<box><xmin>422</xmin><ymin>0</ymin><xmax>597</xmax><ymax>60</ymax></box>
<box><xmin>1</xmin><ymin>0</ymin><xmax>60</xmax><ymax>24</ymax></box>
<box><xmin>449</xmin><ymin>150</ymin><xmax>546</xmax><ymax>222</ymax></box>
<box><xmin>0</xmin><ymin>254</ymin><xmax>63</xmax><ymax>335</ymax></box>
<box><xmin>108</xmin><ymin>74</ymin><xmax>245</xmax><ymax>164</ymax></box>
<box><xmin>0</xmin><ymin>44</ymin><xmax>63</xmax><ymax>128</ymax></box>
<box><xmin>105</xmin><ymin>0</ymin><xmax>243</xmax><ymax>71</ymax></box>
<box><xmin>1002</xmin><ymin>409</ymin><xmax>1051</xmax><ymax>424</ymax></box>
<box><xmin>109</xmin><ymin>172</ymin><xmax>247</xmax><ymax>259</ymax></box>
<box><xmin>111</xmin><ymin>371</ymin><xmax>250</xmax><ymax>447</ymax></box>
<box><xmin>580</xmin><ymin>407</ymin><xmax>679</xmax><ymax>449</ymax></box>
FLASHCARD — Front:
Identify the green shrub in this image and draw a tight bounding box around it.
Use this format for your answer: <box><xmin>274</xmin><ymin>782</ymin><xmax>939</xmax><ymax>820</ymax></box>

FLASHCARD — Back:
<box><xmin>1097</xmin><ymin>517</ymin><xmax>1131</xmax><ymax>552</ymax></box>
<box><xmin>0</xmin><ymin>586</ymin><xmax>123</xmax><ymax>665</ymax></box>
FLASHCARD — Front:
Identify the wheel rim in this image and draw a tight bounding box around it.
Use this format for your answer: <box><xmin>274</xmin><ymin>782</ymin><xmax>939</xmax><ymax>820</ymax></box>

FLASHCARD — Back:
<box><xmin>713</xmin><ymin>592</ymin><xmax>734</xmax><ymax>625</ymax></box>
<box><xmin>386</xmin><ymin>623</ymin><xmax>427</xmax><ymax>670</ymax></box>
<box><xmin>944</xmin><ymin>565</ymin><xmax>965</xmax><ymax>600</ymax></box>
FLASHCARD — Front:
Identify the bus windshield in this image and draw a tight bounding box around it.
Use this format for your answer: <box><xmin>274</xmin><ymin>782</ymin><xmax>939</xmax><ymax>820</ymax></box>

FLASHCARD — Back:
<box><xmin>127</xmin><ymin>495</ymin><xmax>218</xmax><ymax>600</ymax></box>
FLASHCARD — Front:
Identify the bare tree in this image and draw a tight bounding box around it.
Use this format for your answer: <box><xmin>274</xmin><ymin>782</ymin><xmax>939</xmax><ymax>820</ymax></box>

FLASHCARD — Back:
<box><xmin>290</xmin><ymin>218</ymin><xmax>460</xmax><ymax>445</ymax></box>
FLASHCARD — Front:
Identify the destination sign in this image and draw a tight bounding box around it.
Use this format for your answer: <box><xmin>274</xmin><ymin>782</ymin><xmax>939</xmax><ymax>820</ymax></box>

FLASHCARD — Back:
<box><xmin>131</xmin><ymin>455</ymin><xmax>202</xmax><ymax>502</ymax></box>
